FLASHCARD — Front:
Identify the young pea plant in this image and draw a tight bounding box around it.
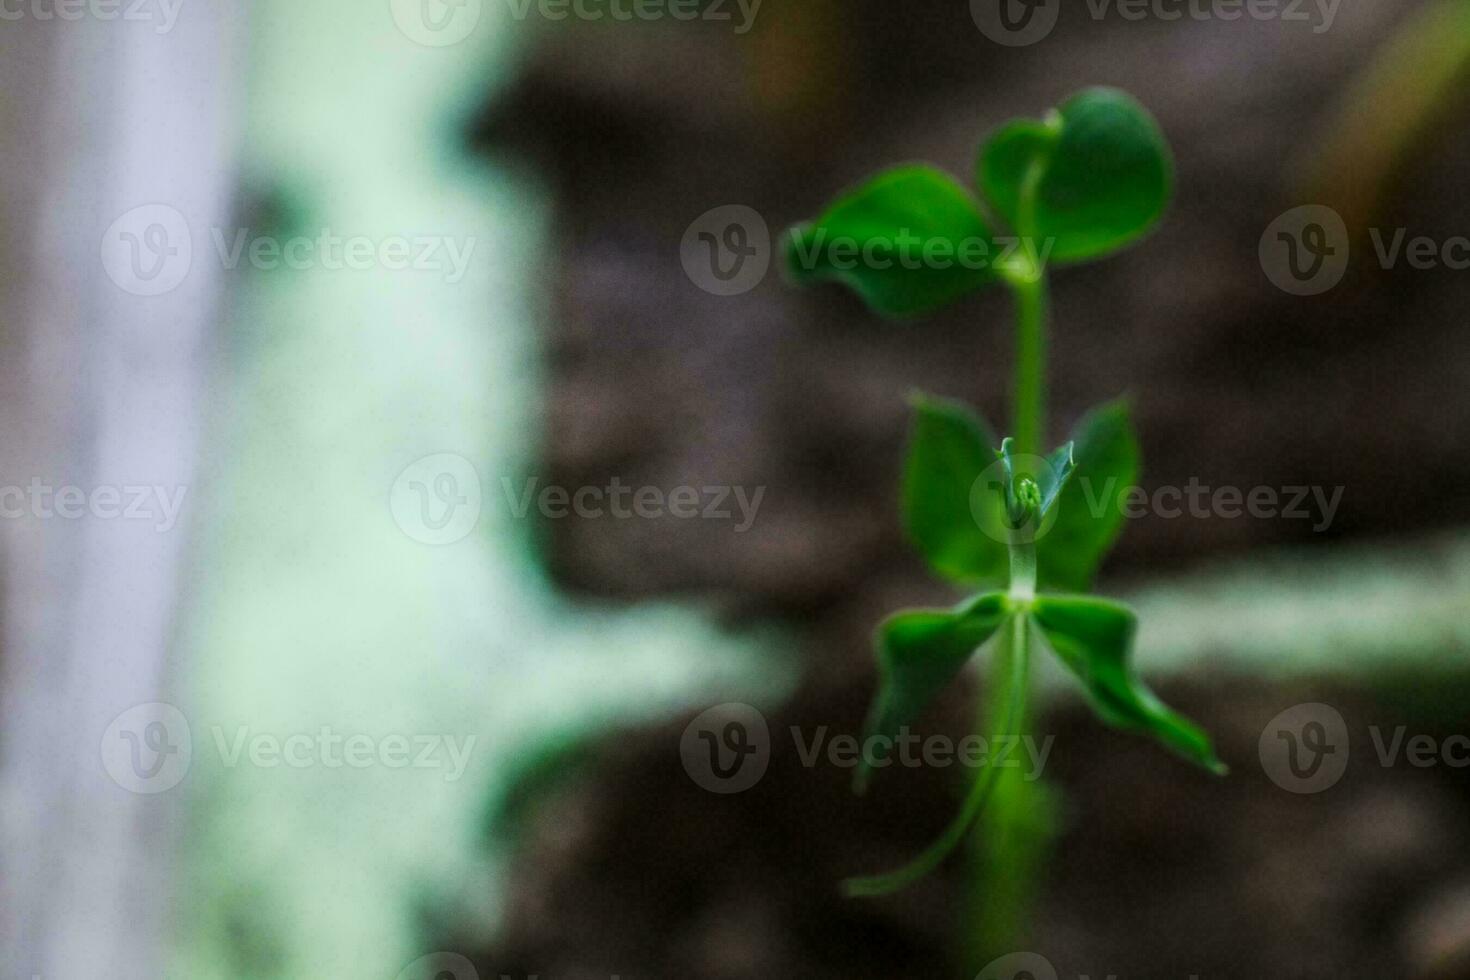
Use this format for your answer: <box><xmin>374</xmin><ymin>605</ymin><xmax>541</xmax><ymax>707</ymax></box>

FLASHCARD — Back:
<box><xmin>784</xmin><ymin>88</ymin><xmax>1227</xmax><ymax>898</ymax></box>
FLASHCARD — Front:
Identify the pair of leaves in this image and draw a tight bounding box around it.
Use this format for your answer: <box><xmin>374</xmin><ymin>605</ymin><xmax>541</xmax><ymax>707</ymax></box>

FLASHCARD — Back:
<box><xmin>865</xmin><ymin>420</ymin><xmax>1220</xmax><ymax>791</ymax></box>
<box><xmin>904</xmin><ymin>393</ymin><xmax>1138</xmax><ymax>593</ymax></box>
<box><xmin>846</xmin><ymin>589</ymin><xmax>1222</xmax><ymax>896</ymax></box>
<box><xmin>786</xmin><ymin>88</ymin><xmax>1173</xmax><ymax>316</ymax></box>
<box><xmin>857</xmin><ymin>592</ymin><xmax>1224</xmax><ymax>789</ymax></box>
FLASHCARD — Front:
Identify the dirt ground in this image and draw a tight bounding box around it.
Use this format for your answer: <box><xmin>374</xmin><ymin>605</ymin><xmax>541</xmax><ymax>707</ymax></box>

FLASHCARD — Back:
<box><xmin>456</xmin><ymin>674</ymin><xmax>1470</xmax><ymax>978</ymax></box>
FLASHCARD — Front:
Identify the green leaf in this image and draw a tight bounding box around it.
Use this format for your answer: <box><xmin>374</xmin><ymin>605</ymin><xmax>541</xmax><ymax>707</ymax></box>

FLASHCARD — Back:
<box><xmin>785</xmin><ymin>165</ymin><xmax>1002</xmax><ymax>317</ymax></box>
<box><xmin>1036</xmin><ymin>399</ymin><xmax>1139</xmax><ymax>592</ymax></box>
<box><xmin>856</xmin><ymin>592</ymin><xmax>1012</xmax><ymax>792</ymax></box>
<box><xmin>978</xmin><ymin>87</ymin><xmax>1173</xmax><ymax>264</ymax></box>
<box><xmin>903</xmin><ymin>394</ymin><xmax>1006</xmax><ymax>585</ymax></box>
<box><xmin>1030</xmin><ymin>595</ymin><xmax>1225</xmax><ymax>774</ymax></box>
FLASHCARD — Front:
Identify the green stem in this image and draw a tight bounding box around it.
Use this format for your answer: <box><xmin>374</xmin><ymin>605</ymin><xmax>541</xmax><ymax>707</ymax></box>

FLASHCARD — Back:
<box><xmin>1008</xmin><ymin>116</ymin><xmax>1055</xmax><ymax>456</ymax></box>
<box><xmin>1010</xmin><ymin>271</ymin><xmax>1048</xmax><ymax>457</ymax></box>
<box><xmin>967</xmin><ymin>618</ymin><xmax>1051</xmax><ymax>967</ymax></box>
<box><xmin>1008</xmin><ymin>535</ymin><xmax>1037</xmax><ymax>604</ymax></box>
<box><xmin>962</xmin><ymin>136</ymin><xmax>1055</xmax><ymax>956</ymax></box>
<box><xmin>842</xmin><ymin>614</ymin><xmax>1031</xmax><ymax>898</ymax></box>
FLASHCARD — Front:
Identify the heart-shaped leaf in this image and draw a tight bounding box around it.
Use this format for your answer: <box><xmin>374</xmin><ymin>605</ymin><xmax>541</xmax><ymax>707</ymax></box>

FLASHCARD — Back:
<box><xmin>1036</xmin><ymin>399</ymin><xmax>1139</xmax><ymax>592</ymax></box>
<box><xmin>857</xmin><ymin>592</ymin><xmax>1012</xmax><ymax>792</ymax></box>
<box><xmin>785</xmin><ymin>166</ymin><xmax>1002</xmax><ymax>317</ymax></box>
<box><xmin>903</xmin><ymin>394</ymin><xmax>1007</xmax><ymax>585</ymax></box>
<box><xmin>1030</xmin><ymin>594</ymin><xmax>1225</xmax><ymax>774</ymax></box>
<box><xmin>978</xmin><ymin>87</ymin><xmax>1173</xmax><ymax>264</ymax></box>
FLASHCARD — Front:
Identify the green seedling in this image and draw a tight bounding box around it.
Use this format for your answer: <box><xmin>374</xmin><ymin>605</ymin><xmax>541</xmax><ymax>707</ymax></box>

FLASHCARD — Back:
<box><xmin>785</xmin><ymin>87</ymin><xmax>1226</xmax><ymax>899</ymax></box>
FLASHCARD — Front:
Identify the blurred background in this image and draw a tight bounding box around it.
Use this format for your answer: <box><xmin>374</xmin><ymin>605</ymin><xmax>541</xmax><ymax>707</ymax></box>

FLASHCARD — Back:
<box><xmin>3</xmin><ymin>1</ymin><xmax>1470</xmax><ymax>978</ymax></box>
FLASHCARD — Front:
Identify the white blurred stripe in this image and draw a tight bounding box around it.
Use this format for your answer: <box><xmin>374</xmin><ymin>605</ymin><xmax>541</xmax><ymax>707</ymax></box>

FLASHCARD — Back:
<box><xmin>0</xmin><ymin>4</ymin><xmax>247</xmax><ymax>977</ymax></box>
